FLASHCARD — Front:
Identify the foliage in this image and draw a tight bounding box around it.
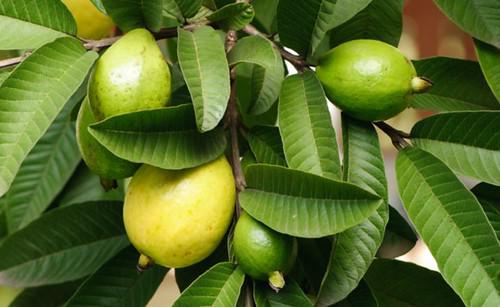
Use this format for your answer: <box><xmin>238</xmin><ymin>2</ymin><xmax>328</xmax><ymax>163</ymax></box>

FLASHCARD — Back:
<box><xmin>0</xmin><ymin>0</ymin><xmax>499</xmax><ymax>306</ymax></box>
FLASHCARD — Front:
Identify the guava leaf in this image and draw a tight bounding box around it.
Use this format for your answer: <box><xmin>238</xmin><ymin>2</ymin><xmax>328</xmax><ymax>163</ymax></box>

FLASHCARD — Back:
<box><xmin>330</xmin><ymin>0</ymin><xmax>404</xmax><ymax>48</ymax></box>
<box><xmin>365</xmin><ymin>259</ymin><xmax>463</xmax><ymax>306</ymax></box>
<box><xmin>412</xmin><ymin>57</ymin><xmax>500</xmax><ymax>111</ymax></box>
<box><xmin>0</xmin><ymin>0</ymin><xmax>76</xmax><ymax>32</ymax></box>
<box><xmin>411</xmin><ymin>111</ymin><xmax>500</xmax><ymax>185</ymax></box>
<box><xmin>228</xmin><ymin>36</ymin><xmax>284</xmax><ymax>115</ymax></box>
<box><xmin>89</xmin><ymin>104</ymin><xmax>227</xmax><ymax>170</ymax></box>
<box><xmin>316</xmin><ymin>115</ymin><xmax>388</xmax><ymax>306</ymax></box>
<box><xmin>101</xmin><ymin>0</ymin><xmax>163</xmax><ymax>32</ymax></box>
<box><xmin>246</xmin><ymin>126</ymin><xmax>286</xmax><ymax>166</ymax></box>
<box><xmin>396</xmin><ymin>147</ymin><xmax>500</xmax><ymax>306</ymax></box>
<box><xmin>251</xmin><ymin>0</ymin><xmax>279</xmax><ymax>34</ymax></box>
<box><xmin>239</xmin><ymin>164</ymin><xmax>384</xmax><ymax>238</ymax></box>
<box><xmin>334</xmin><ymin>280</ymin><xmax>377</xmax><ymax>307</ymax></box>
<box><xmin>207</xmin><ymin>2</ymin><xmax>255</xmax><ymax>31</ymax></box>
<box><xmin>177</xmin><ymin>26</ymin><xmax>230</xmax><ymax>132</ymax></box>
<box><xmin>10</xmin><ymin>281</ymin><xmax>82</xmax><ymax>307</ymax></box>
<box><xmin>433</xmin><ymin>0</ymin><xmax>500</xmax><ymax>48</ymax></box>
<box><xmin>0</xmin><ymin>67</ymin><xmax>13</xmax><ymax>85</ymax></box>
<box><xmin>278</xmin><ymin>71</ymin><xmax>341</xmax><ymax>180</ymax></box>
<box><xmin>471</xmin><ymin>183</ymin><xmax>500</xmax><ymax>240</ymax></box>
<box><xmin>65</xmin><ymin>247</ymin><xmax>167</xmax><ymax>306</ymax></box>
<box><xmin>0</xmin><ymin>38</ymin><xmax>98</xmax><ymax>198</ymax></box>
<box><xmin>475</xmin><ymin>40</ymin><xmax>500</xmax><ymax>102</ymax></box>
<box><xmin>173</xmin><ymin>262</ymin><xmax>244</xmax><ymax>307</ymax></box>
<box><xmin>377</xmin><ymin>206</ymin><xmax>417</xmax><ymax>259</ymax></box>
<box><xmin>0</xmin><ymin>201</ymin><xmax>129</xmax><ymax>287</ymax></box>
<box><xmin>296</xmin><ymin>237</ymin><xmax>331</xmax><ymax>294</ymax></box>
<box><xmin>254</xmin><ymin>279</ymin><xmax>313</xmax><ymax>307</ymax></box>
<box><xmin>0</xmin><ymin>86</ymin><xmax>83</xmax><ymax>233</ymax></box>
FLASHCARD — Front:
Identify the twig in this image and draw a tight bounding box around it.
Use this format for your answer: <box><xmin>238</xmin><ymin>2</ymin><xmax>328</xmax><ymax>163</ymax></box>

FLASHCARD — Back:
<box><xmin>243</xmin><ymin>24</ymin><xmax>309</xmax><ymax>72</ymax></box>
<box><xmin>374</xmin><ymin>121</ymin><xmax>410</xmax><ymax>150</ymax></box>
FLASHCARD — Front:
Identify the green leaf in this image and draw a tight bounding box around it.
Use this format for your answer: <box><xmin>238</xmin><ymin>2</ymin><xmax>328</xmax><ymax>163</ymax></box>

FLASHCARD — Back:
<box><xmin>295</xmin><ymin>237</ymin><xmax>331</xmax><ymax>295</ymax></box>
<box><xmin>311</xmin><ymin>0</ymin><xmax>373</xmax><ymax>55</ymax></box>
<box><xmin>0</xmin><ymin>90</ymin><xmax>82</xmax><ymax>232</ymax></box>
<box><xmin>173</xmin><ymin>262</ymin><xmax>244</xmax><ymax>307</ymax></box>
<box><xmin>396</xmin><ymin>147</ymin><xmax>500</xmax><ymax>306</ymax></box>
<box><xmin>433</xmin><ymin>0</ymin><xmax>500</xmax><ymax>48</ymax></box>
<box><xmin>229</xmin><ymin>36</ymin><xmax>284</xmax><ymax>115</ymax></box>
<box><xmin>252</xmin><ymin>0</ymin><xmax>279</xmax><ymax>34</ymax></box>
<box><xmin>65</xmin><ymin>247</ymin><xmax>167</xmax><ymax>307</ymax></box>
<box><xmin>208</xmin><ymin>3</ymin><xmax>255</xmax><ymax>31</ymax></box>
<box><xmin>471</xmin><ymin>183</ymin><xmax>500</xmax><ymax>240</ymax></box>
<box><xmin>254</xmin><ymin>279</ymin><xmax>313</xmax><ymax>307</ymax></box>
<box><xmin>330</xmin><ymin>0</ymin><xmax>404</xmax><ymax>47</ymax></box>
<box><xmin>10</xmin><ymin>281</ymin><xmax>82</xmax><ymax>307</ymax></box>
<box><xmin>0</xmin><ymin>0</ymin><xmax>76</xmax><ymax>34</ymax></box>
<box><xmin>475</xmin><ymin>40</ymin><xmax>500</xmax><ymax>102</ymax></box>
<box><xmin>316</xmin><ymin>115</ymin><xmax>388</xmax><ymax>306</ymax></box>
<box><xmin>89</xmin><ymin>104</ymin><xmax>227</xmax><ymax>170</ymax></box>
<box><xmin>411</xmin><ymin>111</ymin><xmax>500</xmax><ymax>185</ymax></box>
<box><xmin>0</xmin><ymin>16</ymin><xmax>69</xmax><ymax>50</ymax></box>
<box><xmin>177</xmin><ymin>26</ymin><xmax>230</xmax><ymax>132</ymax></box>
<box><xmin>101</xmin><ymin>0</ymin><xmax>163</xmax><ymax>32</ymax></box>
<box><xmin>334</xmin><ymin>280</ymin><xmax>377</xmax><ymax>307</ymax></box>
<box><xmin>0</xmin><ymin>38</ymin><xmax>98</xmax><ymax>198</ymax></box>
<box><xmin>246</xmin><ymin>126</ymin><xmax>286</xmax><ymax>166</ymax></box>
<box><xmin>412</xmin><ymin>57</ymin><xmax>500</xmax><ymax>111</ymax></box>
<box><xmin>0</xmin><ymin>67</ymin><xmax>13</xmax><ymax>85</ymax></box>
<box><xmin>239</xmin><ymin>164</ymin><xmax>384</xmax><ymax>238</ymax></box>
<box><xmin>54</xmin><ymin>164</ymin><xmax>125</xmax><ymax>207</ymax></box>
<box><xmin>377</xmin><ymin>206</ymin><xmax>417</xmax><ymax>258</ymax></box>
<box><xmin>0</xmin><ymin>201</ymin><xmax>129</xmax><ymax>287</ymax></box>
<box><xmin>172</xmin><ymin>0</ymin><xmax>203</xmax><ymax>19</ymax></box>
<box><xmin>278</xmin><ymin>71</ymin><xmax>341</xmax><ymax>180</ymax></box>
<box><xmin>365</xmin><ymin>259</ymin><xmax>464</xmax><ymax>306</ymax></box>
<box><xmin>90</xmin><ymin>0</ymin><xmax>108</xmax><ymax>14</ymax></box>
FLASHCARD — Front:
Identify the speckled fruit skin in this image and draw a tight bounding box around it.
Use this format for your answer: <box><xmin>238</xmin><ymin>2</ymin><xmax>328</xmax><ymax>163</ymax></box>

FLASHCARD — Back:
<box><xmin>123</xmin><ymin>156</ymin><xmax>235</xmax><ymax>268</ymax></box>
<box><xmin>76</xmin><ymin>98</ymin><xmax>139</xmax><ymax>179</ymax></box>
<box><xmin>316</xmin><ymin>39</ymin><xmax>417</xmax><ymax>121</ymax></box>
<box><xmin>89</xmin><ymin>28</ymin><xmax>171</xmax><ymax>120</ymax></box>
<box><xmin>233</xmin><ymin>213</ymin><xmax>297</xmax><ymax>280</ymax></box>
<box><xmin>63</xmin><ymin>0</ymin><xmax>115</xmax><ymax>40</ymax></box>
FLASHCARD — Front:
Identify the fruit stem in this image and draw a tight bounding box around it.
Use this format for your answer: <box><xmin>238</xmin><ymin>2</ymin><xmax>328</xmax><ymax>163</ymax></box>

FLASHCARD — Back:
<box><xmin>268</xmin><ymin>271</ymin><xmax>285</xmax><ymax>292</ymax></box>
<box><xmin>374</xmin><ymin>121</ymin><xmax>410</xmax><ymax>150</ymax></box>
<box><xmin>411</xmin><ymin>76</ymin><xmax>433</xmax><ymax>93</ymax></box>
<box><xmin>137</xmin><ymin>254</ymin><xmax>154</xmax><ymax>272</ymax></box>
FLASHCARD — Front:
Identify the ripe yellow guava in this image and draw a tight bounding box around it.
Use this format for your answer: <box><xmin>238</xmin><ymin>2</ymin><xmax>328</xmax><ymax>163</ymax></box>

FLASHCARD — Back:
<box><xmin>63</xmin><ymin>0</ymin><xmax>115</xmax><ymax>40</ymax></box>
<box><xmin>88</xmin><ymin>28</ymin><xmax>172</xmax><ymax>121</ymax></box>
<box><xmin>123</xmin><ymin>156</ymin><xmax>236</xmax><ymax>268</ymax></box>
<box><xmin>316</xmin><ymin>39</ymin><xmax>431</xmax><ymax>121</ymax></box>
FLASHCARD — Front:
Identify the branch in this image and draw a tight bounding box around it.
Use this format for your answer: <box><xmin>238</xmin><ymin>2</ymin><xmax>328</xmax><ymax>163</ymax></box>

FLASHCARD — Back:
<box><xmin>374</xmin><ymin>121</ymin><xmax>410</xmax><ymax>150</ymax></box>
<box><xmin>243</xmin><ymin>24</ymin><xmax>310</xmax><ymax>72</ymax></box>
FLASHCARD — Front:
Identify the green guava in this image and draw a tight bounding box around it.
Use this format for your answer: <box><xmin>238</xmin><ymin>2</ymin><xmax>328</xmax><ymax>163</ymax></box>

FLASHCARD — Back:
<box><xmin>316</xmin><ymin>39</ymin><xmax>431</xmax><ymax>121</ymax></box>
<box><xmin>88</xmin><ymin>28</ymin><xmax>171</xmax><ymax>120</ymax></box>
<box><xmin>233</xmin><ymin>212</ymin><xmax>297</xmax><ymax>291</ymax></box>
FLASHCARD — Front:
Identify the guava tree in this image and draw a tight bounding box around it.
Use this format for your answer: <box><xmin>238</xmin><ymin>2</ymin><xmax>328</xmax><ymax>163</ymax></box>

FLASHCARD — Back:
<box><xmin>0</xmin><ymin>0</ymin><xmax>499</xmax><ymax>306</ymax></box>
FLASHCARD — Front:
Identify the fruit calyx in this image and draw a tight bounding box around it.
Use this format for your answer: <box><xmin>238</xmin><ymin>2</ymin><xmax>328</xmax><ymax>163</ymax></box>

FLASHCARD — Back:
<box><xmin>137</xmin><ymin>254</ymin><xmax>154</xmax><ymax>272</ymax></box>
<box><xmin>411</xmin><ymin>76</ymin><xmax>433</xmax><ymax>93</ymax></box>
<box><xmin>268</xmin><ymin>270</ymin><xmax>285</xmax><ymax>292</ymax></box>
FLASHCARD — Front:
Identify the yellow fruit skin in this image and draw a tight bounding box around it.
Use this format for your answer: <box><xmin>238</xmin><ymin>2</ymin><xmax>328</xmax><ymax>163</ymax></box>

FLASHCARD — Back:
<box><xmin>63</xmin><ymin>0</ymin><xmax>114</xmax><ymax>40</ymax></box>
<box><xmin>123</xmin><ymin>156</ymin><xmax>236</xmax><ymax>268</ymax></box>
<box><xmin>89</xmin><ymin>28</ymin><xmax>172</xmax><ymax>120</ymax></box>
<box><xmin>0</xmin><ymin>286</ymin><xmax>22</xmax><ymax>306</ymax></box>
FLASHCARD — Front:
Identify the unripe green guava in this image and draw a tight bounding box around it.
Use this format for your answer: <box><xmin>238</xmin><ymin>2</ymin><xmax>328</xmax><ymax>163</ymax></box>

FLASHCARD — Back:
<box><xmin>76</xmin><ymin>97</ymin><xmax>139</xmax><ymax>180</ymax></box>
<box><xmin>88</xmin><ymin>28</ymin><xmax>171</xmax><ymax>120</ymax></box>
<box><xmin>316</xmin><ymin>39</ymin><xmax>430</xmax><ymax>121</ymax></box>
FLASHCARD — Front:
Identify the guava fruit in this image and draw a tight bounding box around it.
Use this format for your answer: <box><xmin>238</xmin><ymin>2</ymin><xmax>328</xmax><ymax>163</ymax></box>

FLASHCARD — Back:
<box><xmin>123</xmin><ymin>156</ymin><xmax>236</xmax><ymax>268</ymax></box>
<box><xmin>76</xmin><ymin>97</ymin><xmax>139</xmax><ymax>180</ymax></box>
<box><xmin>233</xmin><ymin>213</ymin><xmax>298</xmax><ymax>291</ymax></box>
<box><xmin>63</xmin><ymin>0</ymin><xmax>115</xmax><ymax>40</ymax></box>
<box><xmin>0</xmin><ymin>286</ymin><xmax>22</xmax><ymax>306</ymax></box>
<box><xmin>88</xmin><ymin>28</ymin><xmax>171</xmax><ymax>120</ymax></box>
<box><xmin>316</xmin><ymin>39</ymin><xmax>431</xmax><ymax>121</ymax></box>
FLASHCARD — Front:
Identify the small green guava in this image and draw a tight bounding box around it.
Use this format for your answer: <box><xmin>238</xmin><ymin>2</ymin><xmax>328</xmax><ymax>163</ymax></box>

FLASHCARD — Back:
<box><xmin>233</xmin><ymin>212</ymin><xmax>297</xmax><ymax>291</ymax></box>
<box><xmin>88</xmin><ymin>28</ymin><xmax>171</xmax><ymax>120</ymax></box>
<box><xmin>76</xmin><ymin>97</ymin><xmax>139</xmax><ymax>181</ymax></box>
<box><xmin>316</xmin><ymin>39</ymin><xmax>431</xmax><ymax>121</ymax></box>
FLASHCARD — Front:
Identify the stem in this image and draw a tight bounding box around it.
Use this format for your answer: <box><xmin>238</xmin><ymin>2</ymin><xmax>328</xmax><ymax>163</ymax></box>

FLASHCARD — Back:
<box><xmin>243</xmin><ymin>24</ymin><xmax>309</xmax><ymax>72</ymax></box>
<box><xmin>374</xmin><ymin>121</ymin><xmax>410</xmax><ymax>150</ymax></box>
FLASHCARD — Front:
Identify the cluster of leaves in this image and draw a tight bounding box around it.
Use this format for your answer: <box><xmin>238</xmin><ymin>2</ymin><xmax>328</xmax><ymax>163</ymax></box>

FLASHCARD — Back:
<box><xmin>0</xmin><ymin>0</ymin><xmax>499</xmax><ymax>306</ymax></box>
